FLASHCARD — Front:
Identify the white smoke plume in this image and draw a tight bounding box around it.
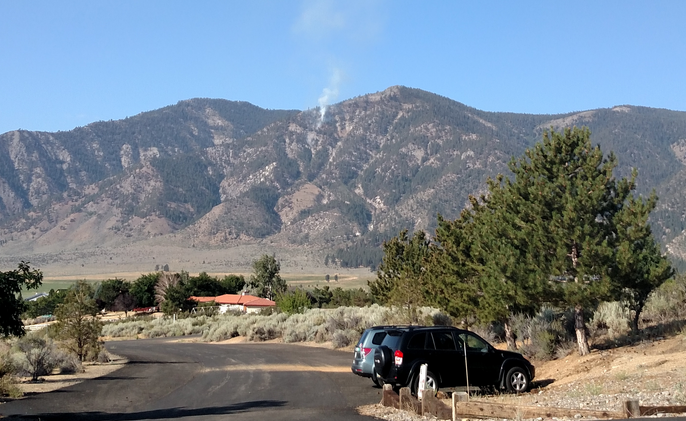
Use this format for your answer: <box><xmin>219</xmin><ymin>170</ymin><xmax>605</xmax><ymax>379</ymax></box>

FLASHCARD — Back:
<box><xmin>317</xmin><ymin>68</ymin><xmax>341</xmax><ymax>127</ymax></box>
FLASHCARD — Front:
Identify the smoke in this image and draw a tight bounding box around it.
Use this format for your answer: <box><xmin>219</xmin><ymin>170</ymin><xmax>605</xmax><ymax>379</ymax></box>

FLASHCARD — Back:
<box><xmin>317</xmin><ymin>68</ymin><xmax>341</xmax><ymax>127</ymax></box>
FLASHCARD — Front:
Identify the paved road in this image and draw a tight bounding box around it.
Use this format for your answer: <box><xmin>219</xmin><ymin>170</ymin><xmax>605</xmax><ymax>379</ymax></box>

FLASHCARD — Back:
<box><xmin>1</xmin><ymin>338</ymin><xmax>382</xmax><ymax>420</ymax></box>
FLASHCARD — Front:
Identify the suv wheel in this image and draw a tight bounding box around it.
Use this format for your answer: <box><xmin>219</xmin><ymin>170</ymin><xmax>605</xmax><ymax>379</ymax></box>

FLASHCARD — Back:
<box><xmin>411</xmin><ymin>369</ymin><xmax>438</xmax><ymax>396</ymax></box>
<box><xmin>505</xmin><ymin>367</ymin><xmax>529</xmax><ymax>393</ymax></box>
<box><xmin>371</xmin><ymin>369</ymin><xmax>383</xmax><ymax>387</ymax></box>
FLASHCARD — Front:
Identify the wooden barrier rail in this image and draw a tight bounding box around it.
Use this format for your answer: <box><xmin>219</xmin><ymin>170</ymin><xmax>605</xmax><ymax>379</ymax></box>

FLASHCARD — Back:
<box><xmin>380</xmin><ymin>387</ymin><xmax>686</xmax><ymax>420</ymax></box>
<box><xmin>452</xmin><ymin>400</ymin><xmax>624</xmax><ymax>419</ymax></box>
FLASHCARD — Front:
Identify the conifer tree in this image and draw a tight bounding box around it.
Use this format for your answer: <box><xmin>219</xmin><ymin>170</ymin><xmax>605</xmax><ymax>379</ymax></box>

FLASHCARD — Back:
<box><xmin>486</xmin><ymin>127</ymin><xmax>668</xmax><ymax>355</ymax></box>
<box><xmin>422</xmin><ymin>213</ymin><xmax>480</xmax><ymax>327</ymax></box>
<box><xmin>614</xmin><ymin>193</ymin><xmax>674</xmax><ymax>332</ymax></box>
<box><xmin>368</xmin><ymin>230</ymin><xmax>431</xmax><ymax>307</ymax></box>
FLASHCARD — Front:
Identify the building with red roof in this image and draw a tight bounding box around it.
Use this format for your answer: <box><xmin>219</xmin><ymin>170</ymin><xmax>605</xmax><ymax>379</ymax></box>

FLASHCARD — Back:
<box><xmin>189</xmin><ymin>293</ymin><xmax>276</xmax><ymax>314</ymax></box>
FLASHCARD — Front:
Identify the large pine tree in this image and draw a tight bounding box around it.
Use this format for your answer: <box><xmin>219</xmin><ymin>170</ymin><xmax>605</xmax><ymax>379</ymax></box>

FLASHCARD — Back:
<box><xmin>484</xmin><ymin>127</ymin><xmax>670</xmax><ymax>355</ymax></box>
<box><xmin>382</xmin><ymin>127</ymin><xmax>671</xmax><ymax>356</ymax></box>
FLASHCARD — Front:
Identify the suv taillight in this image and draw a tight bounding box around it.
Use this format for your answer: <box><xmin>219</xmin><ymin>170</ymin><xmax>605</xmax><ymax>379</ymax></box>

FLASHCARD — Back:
<box><xmin>362</xmin><ymin>347</ymin><xmax>372</xmax><ymax>357</ymax></box>
<box><xmin>394</xmin><ymin>350</ymin><xmax>403</xmax><ymax>366</ymax></box>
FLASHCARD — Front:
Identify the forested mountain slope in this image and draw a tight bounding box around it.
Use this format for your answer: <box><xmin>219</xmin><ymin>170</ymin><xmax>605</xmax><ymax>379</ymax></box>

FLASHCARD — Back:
<box><xmin>1</xmin><ymin>87</ymin><xmax>685</xmax><ymax>269</ymax></box>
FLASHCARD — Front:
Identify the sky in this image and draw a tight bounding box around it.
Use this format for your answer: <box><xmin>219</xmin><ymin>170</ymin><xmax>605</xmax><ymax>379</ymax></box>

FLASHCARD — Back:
<box><xmin>1</xmin><ymin>0</ymin><xmax>685</xmax><ymax>134</ymax></box>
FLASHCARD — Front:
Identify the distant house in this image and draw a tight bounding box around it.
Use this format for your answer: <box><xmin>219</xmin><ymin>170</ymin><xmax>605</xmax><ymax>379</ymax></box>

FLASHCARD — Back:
<box><xmin>189</xmin><ymin>293</ymin><xmax>275</xmax><ymax>314</ymax></box>
<box><xmin>24</xmin><ymin>292</ymin><xmax>49</xmax><ymax>302</ymax></box>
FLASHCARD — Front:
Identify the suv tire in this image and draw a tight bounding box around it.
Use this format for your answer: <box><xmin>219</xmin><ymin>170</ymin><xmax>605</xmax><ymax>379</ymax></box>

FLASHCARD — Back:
<box><xmin>374</xmin><ymin>346</ymin><xmax>393</xmax><ymax>378</ymax></box>
<box><xmin>505</xmin><ymin>366</ymin><xmax>529</xmax><ymax>393</ymax></box>
<box><xmin>371</xmin><ymin>369</ymin><xmax>382</xmax><ymax>387</ymax></box>
<box><xmin>411</xmin><ymin>369</ymin><xmax>438</xmax><ymax>396</ymax></box>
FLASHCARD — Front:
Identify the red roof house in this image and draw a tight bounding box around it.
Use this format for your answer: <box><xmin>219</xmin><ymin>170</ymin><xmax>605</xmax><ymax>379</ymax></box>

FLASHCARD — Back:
<box><xmin>189</xmin><ymin>294</ymin><xmax>275</xmax><ymax>314</ymax></box>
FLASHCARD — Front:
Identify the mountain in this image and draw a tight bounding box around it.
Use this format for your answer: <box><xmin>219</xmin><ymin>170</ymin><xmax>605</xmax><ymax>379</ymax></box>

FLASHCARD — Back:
<box><xmin>1</xmin><ymin>86</ymin><xmax>686</xmax><ymax>272</ymax></box>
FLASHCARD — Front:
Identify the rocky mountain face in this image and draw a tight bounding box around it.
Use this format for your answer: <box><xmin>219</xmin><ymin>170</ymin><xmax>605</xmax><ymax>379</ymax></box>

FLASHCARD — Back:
<box><xmin>1</xmin><ymin>86</ymin><xmax>685</xmax><ymax>269</ymax></box>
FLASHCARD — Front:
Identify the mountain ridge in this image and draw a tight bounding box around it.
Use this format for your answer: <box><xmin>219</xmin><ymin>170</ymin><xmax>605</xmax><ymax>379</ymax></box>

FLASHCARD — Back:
<box><xmin>1</xmin><ymin>86</ymin><xmax>685</xmax><ymax>271</ymax></box>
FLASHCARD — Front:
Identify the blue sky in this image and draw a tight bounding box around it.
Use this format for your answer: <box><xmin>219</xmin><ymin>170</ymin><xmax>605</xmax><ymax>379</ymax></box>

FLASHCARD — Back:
<box><xmin>1</xmin><ymin>1</ymin><xmax>685</xmax><ymax>134</ymax></box>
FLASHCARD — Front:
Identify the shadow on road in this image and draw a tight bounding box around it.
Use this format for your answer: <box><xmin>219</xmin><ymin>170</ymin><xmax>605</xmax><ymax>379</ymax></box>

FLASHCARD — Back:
<box><xmin>6</xmin><ymin>400</ymin><xmax>288</xmax><ymax>420</ymax></box>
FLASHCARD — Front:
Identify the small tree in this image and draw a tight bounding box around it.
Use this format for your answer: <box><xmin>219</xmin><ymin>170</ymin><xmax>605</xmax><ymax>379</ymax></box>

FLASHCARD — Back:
<box><xmin>0</xmin><ymin>261</ymin><xmax>43</xmax><ymax>337</ymax></box>
<box><xmin>369</xmin><ymin>230</ymin><xmax>431</xmax><ymax>305</ymax></box>
<box><xmin>249</xmin><ymin>255</ymin><xmax>286</xmax><ymax>300</ymax></box>
<box><xmin>55</xmin><ymin>281</ymin><xmax>103</xmax><ymax>362</ymax></box>
<box><xmin>112</xmin><ymin>292</ymin><xmax>136</xmax><ymax>316</ymax></box>
<box><xmin>160</xmin><ymin>282</ymin><xmax>194</xmax><ymax>315</ymax></box>
<box><xmin>130</xmin><ymin>273</ymin><xmax>159</xmax><ymax>308</ymax></box>
<box><xmin>95</xmin><ymin>278</ymin><xmax>129</xmax><ymax>311</ymax></box>
<box><xmin>276</xmin><ymin>289</ymin><xmax>311</xmax><ymax>314</ymax></box>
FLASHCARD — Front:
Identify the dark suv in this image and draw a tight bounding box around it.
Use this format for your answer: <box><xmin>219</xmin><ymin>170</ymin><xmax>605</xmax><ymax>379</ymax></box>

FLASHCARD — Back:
<box><xmin>373</xmin><ymin>326</ymin><xmax>535</xmax><ymax>394</ymax></box>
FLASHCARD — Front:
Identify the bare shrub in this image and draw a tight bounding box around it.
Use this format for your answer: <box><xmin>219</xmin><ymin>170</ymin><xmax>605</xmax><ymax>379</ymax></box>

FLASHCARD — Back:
<box><xmin>97</xmin><ymin>349</ymin><xmax>111</xmax><ymax>363</ymax></box>
<box><xmin>470</xmin><ymin>325</ymin><xmax>497</xmax><ymax>344</ymax></box>
<box><xmin>0</xmin><ymin>374</ymin><xmax>22</xmax><ymax>398</ymax></box>
<box><xmin>589</xmin><ymin>301</ymin><xmax>631</xmax><ymax>339</ymax></box>
<box><xmin>248</xmin><ymin>325</ymin><xmax>278</xmax><ymax>342</ymax></box>
<box><xmin>511</xmin><ymin>307</ymin><xmax>567</xmax><ymax>361</ymax></box>
<box><xmin>554</xmin><ymin>340</ymin><xmax>576</xmax><ymax>359</ymax></box>
<box><xmin>56</xmin><ymin>351</ymin><xmax>83</xmax><ymax>374</ymax></box>
<box><xmin>643</xmin><ymin>276</ymin><xmax>686</xmax><ymax>324</ymax></box>
<box><xmin>432</xmin><ymin>313</ymin><xmax>453</xmax><ymax>326</ymax></box>
<box><xmin>16</xmin><ymin>335</ymin><xmax>58</xmax><ymax>381</ymax></box>
<box><xmin>331</xmin><ymin>330</ymin><xmax>355</xmax><ymax>348</ymax></box>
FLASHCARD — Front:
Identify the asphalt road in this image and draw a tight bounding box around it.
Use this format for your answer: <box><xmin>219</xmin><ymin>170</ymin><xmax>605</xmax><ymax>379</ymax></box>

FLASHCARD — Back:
<box><xmin>0</xmin><ymin>338</ymin><xmax>382</xmax><ymax>421</ymax></box>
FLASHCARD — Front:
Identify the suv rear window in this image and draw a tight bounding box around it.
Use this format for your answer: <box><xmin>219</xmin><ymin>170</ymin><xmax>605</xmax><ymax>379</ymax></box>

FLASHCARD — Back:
<box><xmin>371</xmin><ymin>331</ymin><xmax>387</xmax><ymax>345</ymax></box>
<box><xmin>379</xmin><ymin>330</ymin><xmax>403</xmax><ymax>349</ymax></box>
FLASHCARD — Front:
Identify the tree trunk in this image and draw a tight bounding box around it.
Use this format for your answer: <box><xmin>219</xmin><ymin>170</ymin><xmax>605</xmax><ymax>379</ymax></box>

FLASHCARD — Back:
<box><xmin>504</xmin><ymin>321</ymin><xmax>517</xmax><ymax>350</ymax></box>
<box><xmin>574</xmin><ymin>305</ymin><xmax>590</xmax><ymax>356</ymax></box>
<box><xmin>631</xmin><ymin>300</ymin><xmax>645</xmax><ymax>334</ymax></box>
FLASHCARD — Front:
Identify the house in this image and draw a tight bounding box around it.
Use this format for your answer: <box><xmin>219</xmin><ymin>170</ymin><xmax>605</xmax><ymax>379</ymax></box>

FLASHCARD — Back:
<box><xmin>24</xmin><ymin>292</ymin><xmax>49</xmax><ymax>302</ymax></box>
<box><xmin>189</xmin><ymin>293</ymin><xmax>276</xmax><ymax>314</ymax></box>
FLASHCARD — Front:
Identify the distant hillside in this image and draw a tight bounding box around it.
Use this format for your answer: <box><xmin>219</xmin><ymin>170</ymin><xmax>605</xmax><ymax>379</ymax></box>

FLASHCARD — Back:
<box><xmin>1</xmin><ymin>87</ymin><xmax>685</xmax><ymax>270</ymax></box>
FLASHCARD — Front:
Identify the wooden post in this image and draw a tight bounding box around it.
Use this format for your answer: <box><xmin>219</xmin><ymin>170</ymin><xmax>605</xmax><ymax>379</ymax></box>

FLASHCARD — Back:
<box><xmin>421</xmin><ymin>392</ymin><xmax>452</xmax><ymax>420</ymax></box>
<box><xmin>381</xmin><ymin>384</ymin><xmax>399</xmax><ymax>408</ymax></box>
<box><xmin>399</xmin><ymin>387</ymin><xmax>420</xmax><ymax>414</ymax></box>
<box><xmin>624</xmin><ymin>400</ymin><xmax>641</xmax><ymax>418</ymax></box>
<box><xmin>452</xmin><ymin>392</ymin><xmax>468</xmax><ymax>421</ymax></box>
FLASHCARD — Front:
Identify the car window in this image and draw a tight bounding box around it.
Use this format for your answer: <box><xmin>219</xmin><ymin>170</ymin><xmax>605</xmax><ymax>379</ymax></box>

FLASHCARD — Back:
<box><xmin>432</xmin><ymin>331</ymin><xmax>457</xmax><ymax>350</ymax></box>
<box><xmin>371</xmin><ymin>331</ymin><xmax>387</xmax><ymax>346</ymax></box>
<box><xmin>458</xmin><ymin>333</ymin><xmax>490</xmax><ymax>353</ymax></box>
<box><xmin>380</xmin><ymin>330</ymin><xmax>402</xmax><ymax>349</ymax></box>
<box><xmin>407</xmin><ymin>332</ymin><xmax>426</xmax><ymax>349</ymax></box>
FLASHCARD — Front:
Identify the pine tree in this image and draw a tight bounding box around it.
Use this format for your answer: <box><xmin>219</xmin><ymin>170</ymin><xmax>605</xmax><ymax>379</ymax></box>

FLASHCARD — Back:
<box><xmin>485</xmin><ymin>127</ymin><xmax>669</xmax><ymax>355</ymax></box>
<box><xmin>614</xmin><ymin>193</ymin><xmax>674</xmax><ymax>332</ymax></box>
<box><xmin>368</xmin><ymin>230</ymin><xmax>431</xmax><ymax>307</ymax></box>
<box><xmin>422</xmin><ymin>213</ymin><xmax>480</xmax><ymax>328</ymax></box>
